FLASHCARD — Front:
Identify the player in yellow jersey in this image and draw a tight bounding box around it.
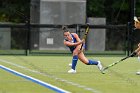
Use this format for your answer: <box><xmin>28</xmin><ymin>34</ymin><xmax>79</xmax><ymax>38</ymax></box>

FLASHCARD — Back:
<box><xmin>134</xmin><ymin>17</ymin><xmax>140</xmax><ymax>75</ymax></box>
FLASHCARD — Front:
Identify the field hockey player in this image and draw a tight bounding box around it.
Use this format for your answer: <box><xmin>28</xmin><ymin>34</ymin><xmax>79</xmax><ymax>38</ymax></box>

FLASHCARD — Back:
<box><xmin>62</xmin><ymin>25</ymin><xmax>103</xmax><ymax>74</ymax></box>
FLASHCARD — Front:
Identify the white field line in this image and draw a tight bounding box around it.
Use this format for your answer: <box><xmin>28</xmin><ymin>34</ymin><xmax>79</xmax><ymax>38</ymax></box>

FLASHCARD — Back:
<box><xmin>0</xmin><ymin>64</ymin><xmax>70</xmax><ymax>93</ymax></box>
<box><xmin>0</xmin><ymin>59</ymin><xmax>102</xmax><ymax>93</ymax></box>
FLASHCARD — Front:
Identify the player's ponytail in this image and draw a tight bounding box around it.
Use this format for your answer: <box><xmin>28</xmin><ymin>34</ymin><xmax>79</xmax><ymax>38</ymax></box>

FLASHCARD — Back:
<box><xmin>62</xmin><ymin>25</ymin><xmax>69</xmax><ymax>32</ymax></box>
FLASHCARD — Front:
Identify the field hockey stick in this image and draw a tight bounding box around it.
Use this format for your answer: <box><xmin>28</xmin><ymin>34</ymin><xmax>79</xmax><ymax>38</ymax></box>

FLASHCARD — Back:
<box><xmin>80</xmin><ymin>24</ymin><xmax>90</xmax><ymax>50</ymax></box>
<box><xmin>102</xmin><ymin>51</ymin><xmax>137</xmax><ymax>72</ymax></box>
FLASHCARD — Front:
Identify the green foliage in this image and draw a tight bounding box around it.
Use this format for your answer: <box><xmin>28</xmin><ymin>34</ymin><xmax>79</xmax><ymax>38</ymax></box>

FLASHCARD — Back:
<box><xmin>136</xmin><ymin>0</ymin><xmax>140</xmax><ymax>16</ymax></box>
<box><xmin>0</xmin><ymin>0</ymin><xmax>140</xmax><ymax>24</ymax></box>
<box><xmin>87</xmin><ymin>0</ymin><xmax>140</xmax><ymax>24</ymax></box>
<box><xmin>87</xmin><ymin>0</ymin><xmax>105</xmax><ymax>17</ymax></box>
<box><xmin>0</xmin><ymin>0</ymin><xmax>30</xmax><ymax>23</ymax></box>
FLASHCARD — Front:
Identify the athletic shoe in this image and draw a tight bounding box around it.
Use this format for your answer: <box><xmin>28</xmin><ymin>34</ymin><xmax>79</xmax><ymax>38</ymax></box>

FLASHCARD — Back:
<box><xmin>68</xmin><ymin>69</ymin><xmax>76</xmax><ymax>74</ymax></box>
<box><xmin>68</xmin><ymin>63</ymin><xmax>72</xmax><ymax>67</ymax></box>
<box><xmin>136</xmin><ymin>71</ymin><xmax>140</xmax><ymax>75</ymax></box>
<box><xmin>97</xmin><ymin>61</ymin><xmax>103</xmax><ymax>71</ymax></box>
<box><xmin>138</xmin><ymin>56</ymin><xmax>140</xmax><ymax>61</ymax></box>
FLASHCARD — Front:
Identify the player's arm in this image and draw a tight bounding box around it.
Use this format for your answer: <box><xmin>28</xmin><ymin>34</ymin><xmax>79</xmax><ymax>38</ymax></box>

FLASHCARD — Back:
<box><xmin>135</xmin><ymin>22</ymin><xmax>140</xmax><ymax>29</ymax></box>
<box><xmin>72</xmin><ymin>33</ymin><xmax>85</xmax><ymax>50</ymax></box>
<box><xmin>72</xmin><ymin>33</ymin><xmax>81</xmax><ymax>42</ymax></box>
<box><xmin>64</xmin><ymin>33</ymin><xmax>84</xmax><ymax>46</ymax></box>
<box><xmin>72</xmin><ymin>33</ymin><xmax>85</xmax><ymax>46</ymax></box>
<box><xmin>64</xmin><ymin>40</ymin><xmax>83</xmax><ymax>47</ymax></box>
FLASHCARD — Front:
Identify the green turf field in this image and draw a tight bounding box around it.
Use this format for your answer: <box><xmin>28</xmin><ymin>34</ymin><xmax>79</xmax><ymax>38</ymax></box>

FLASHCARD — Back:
<box><xmin>0</xmin><ymin>55</ymin><xmax>140</xmax><ymax>93</ymax></box>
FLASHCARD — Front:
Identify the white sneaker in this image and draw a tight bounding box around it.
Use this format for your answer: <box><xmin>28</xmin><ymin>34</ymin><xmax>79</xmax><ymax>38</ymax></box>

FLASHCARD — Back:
<box><xmin>136</xmin><ymin>71</ymin><xmax>140</xmax><ymax>75</ymax></box>
<box><xmin>68</xmin><ymin>69</ymin><xmax>76</xmax><ymax>74</ymax></box>
<box><xmin>138</xmin><ymin>56</ymin><xmax>140</xmax><ymax>61</ymax></box>
<box><xmin>68</xmin><ymin>63</ymin><xmax>72</xmax><ymax>67</ymax></box>
<box><xmin>97</xmin><ymin>61</ymin><xmax>103</xmax><ymax>71</ymax></box>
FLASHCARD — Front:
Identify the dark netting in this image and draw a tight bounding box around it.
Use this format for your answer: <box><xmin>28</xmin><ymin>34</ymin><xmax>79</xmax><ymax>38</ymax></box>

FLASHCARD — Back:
<box><xmin>0</xmin><ymin>25</ymin><xmax>28</xmax><ymax>55</ymax></box>
<box><xmin>0</xmin><ymin>23</ymin><xmax>133</xmax><ymax>55</ymax></box>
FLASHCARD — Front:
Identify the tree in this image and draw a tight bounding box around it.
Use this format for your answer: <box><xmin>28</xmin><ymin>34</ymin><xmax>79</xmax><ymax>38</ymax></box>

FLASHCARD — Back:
<box><xmin>87</xmin><ymin>0</ymin><xmax>105</xmax><ymax>17</ymax></box>
<box><xmin>0</xmin><ymin>0</ymin><xmax>30</xmax><ymax>23</ymax></box>
<box><xmin>87</xmin><ymin>0</ymin><xmax>136</xmax><ymax>24</ymax></box>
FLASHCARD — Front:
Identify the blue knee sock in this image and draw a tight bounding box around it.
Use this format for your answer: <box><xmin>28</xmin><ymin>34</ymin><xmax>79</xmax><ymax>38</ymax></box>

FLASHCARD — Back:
<box><xmin>87</xmin><ymin>60</ymin><xmax>98</xmax><ymax>65</ymax></box>
<box><xmin>71</xmin><ymin>55</ymin><xmax>78</xmax><ymax>70</ymax></box>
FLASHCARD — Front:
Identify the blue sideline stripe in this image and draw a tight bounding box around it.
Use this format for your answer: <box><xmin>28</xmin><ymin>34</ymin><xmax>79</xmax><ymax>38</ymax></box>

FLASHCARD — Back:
<box><xmin>0</xmin><ymin>65</ymin><xmax>70</xmax><ymax>93</ymax></box>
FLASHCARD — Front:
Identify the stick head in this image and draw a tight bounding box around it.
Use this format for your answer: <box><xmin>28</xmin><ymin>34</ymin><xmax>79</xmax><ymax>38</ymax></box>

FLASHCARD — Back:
<box><xmin>86</xmin><ymin>23</ymin><xmax>90</xmax><ymax>26</ymax></box>
<box><xmin>101</xmin><ymin>71</ymin><xmax>105</xmax><ymax>74</ymax></box>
